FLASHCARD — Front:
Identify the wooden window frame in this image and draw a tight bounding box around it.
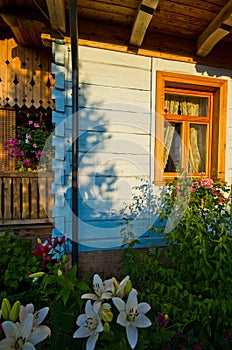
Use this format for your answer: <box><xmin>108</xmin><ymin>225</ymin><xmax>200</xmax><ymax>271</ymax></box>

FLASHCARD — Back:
<box><xmin>155</xmin><ymin>71</ymin><xmax>228</xmax><ymax>184</ymax></box>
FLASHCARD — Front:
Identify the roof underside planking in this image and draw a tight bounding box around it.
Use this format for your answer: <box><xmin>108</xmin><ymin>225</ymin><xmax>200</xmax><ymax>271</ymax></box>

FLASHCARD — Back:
<box><xmin>0</xmin><ymin>0</ymin><xmax>232</xmax><ymax>69</ymax></box>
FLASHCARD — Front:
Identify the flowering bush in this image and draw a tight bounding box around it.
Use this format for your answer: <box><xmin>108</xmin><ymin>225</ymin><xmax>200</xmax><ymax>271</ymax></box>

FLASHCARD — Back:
<box><xmin>121</xmin><ymin>177</ymin><xmax>232</xmax><ymax>349</ymax></box>
<box><xmin>73</xmin><ymin>274</ymin><xmax>152</xmax><ymax>350</ymax></box>
<box><xmin>0</xmin><ymin>298</ymin><xmax>50</xmax><ymax>349</ymax></box>
<box><xmin>5</xmin><ymin>113</ymin><xmax>53</xmax><ymax>171</ymax></box>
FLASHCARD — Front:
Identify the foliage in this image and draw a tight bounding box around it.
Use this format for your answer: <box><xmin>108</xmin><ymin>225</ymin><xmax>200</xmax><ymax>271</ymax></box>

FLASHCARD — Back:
<box><xmin>4</xmin><ymin>111</ymin><xmax>53</xmax><ymax>171</ymax></box>
<box><xmin>0</xmin><ymin>230</ymin><xmax>41</xmax><ymax>297</ymax></box>
<box><xmin>1</xmin><ymin>176</ymin><xmax>232</xmax><ymax>349</ymax></box>
<box><xmin>121</xmin><ymin>177</ymin><xmax>232</xmax><ymax>349</ymax></box>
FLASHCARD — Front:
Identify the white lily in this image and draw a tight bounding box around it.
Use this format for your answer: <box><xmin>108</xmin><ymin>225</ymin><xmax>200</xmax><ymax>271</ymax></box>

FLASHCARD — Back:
<box><xmin>112</xmin><ymin>289</ymin><xmax>151</xmax><ymax>349</ymax></box>
<box><xmin>0</xmin><ymin>313</ymin><xmax>50</xmax><ymax>350</ymax></box>
<box><xmin>19</xmin><ymin>303</ymin><xmax>49</xmax><ymax>327</ymax></box>
<box><xmin>81</xmin><ymin>274</ymin><xmax>113</xmax><ymax>303</ymax></box>
<box><xmin>73</xmin><ymin>300</ymin><xmax>103</xmax><ymax>350</ymax></box>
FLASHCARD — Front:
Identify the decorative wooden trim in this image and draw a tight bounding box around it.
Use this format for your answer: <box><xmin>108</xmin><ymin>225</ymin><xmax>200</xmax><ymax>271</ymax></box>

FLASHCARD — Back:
<box><xmin>46</xmin><ymin>0</ymin><xmax>66</xmax><ymax>33</ymax></box>
<box><xmin>154</xmin><ymin>71</ymin><xmax>228</xmax><ymax>184</ymax></box>
<box><xmin>130</xmin><ymin>0</ymin><xmax>160</xmax><ymax>47</ymax></box>
<box><xmin>196</xmin><ymin>0</ymin><xmax>232</xmax><ymax>57</ymax></box>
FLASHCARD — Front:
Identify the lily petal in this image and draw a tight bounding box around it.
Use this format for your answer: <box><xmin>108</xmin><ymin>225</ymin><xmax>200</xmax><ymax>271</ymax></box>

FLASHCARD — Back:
<box><xmin>81</xmin><ymin>293</ymin><xmax>98</xmax><ymax>301</ymax></box>
<box><xmin>20</xmin><ymin>304</ymin><xmax>34</xmax><ymax>322</ymax></box>
<box><xmin>117</xmin><ymin>311</ymin><xmax>130</xmax><ymax>327</ymax></box>
<box><xmin>0</xmin><ymin>338</ymin><xmax>15</xmax><ymax>350</ymax></box>
<box><xmin>76</xmin><ymin>314</ymin><xmax>87</xmax><ymax>326</ymax></box>
<box><xmin>126</xmin><ymin>324</ymin><xmax>138</xmax><ymax>349</ymax></box>
<box><xmin>134</xmin><ymin>314</ymin><xmax>152</xmax><ymax>328</ymax></box>
<box><xmin>86</xmin><ymin>333</ymin><xmax>99</xmax><ymax>350</ymax></box>
<box><xmin>2</xmin><ymin>320</ymin><xmax>17</xmax><ymax>338</ymax></box>
<box><xmin>16</xmin><ymin>313</ymin><xmax>33</xmax><ymax>341</ymax></box>
<box><xmin>22</xmin><ymin>342</ymin><xmax>36</xmax><ymax>350</ymax></box>
<box><xmin>93</xmin><ymin>274</ymin><xmax>104</xmax><ymax>296</ymax></box>
<box><xmin>29</xmin><ymin>325</ymin><xmax>51</xmax><ymax>345</ymax></box>
<box><xmin>138</xmin><ymin>302</ymin><xmax>151</xmax><ymax>315</ymax></box>
<box><xmin>112</xmin><ymin>297</ymin><xmax>125</xmax><ymax>312</ymax></box>
<box><xmin>73</xmin><ymin>326</ymin><xmax>93</xmax><ymax>338</ymax></box>
<box><xmin>126</xmin><ymin>289</ymin><xmax>138</xmax><ymax>314</ymax></box>
<box><xmin>33</xmin><ymin>307</ymin><xmax>49</xmax><ymax>326</ymax></box>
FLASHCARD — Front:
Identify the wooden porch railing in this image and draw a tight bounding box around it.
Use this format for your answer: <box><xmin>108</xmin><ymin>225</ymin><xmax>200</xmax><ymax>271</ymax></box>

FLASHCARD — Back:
<box><xmin>0</xmin><ymin>172</ymin><xmax>54</xmax><ymax>226</ymax></box>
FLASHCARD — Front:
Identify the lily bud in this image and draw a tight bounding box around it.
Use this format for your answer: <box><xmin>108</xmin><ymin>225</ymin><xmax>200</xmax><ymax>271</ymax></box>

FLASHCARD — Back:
<box><xmin>112</xmin><ymin>277</ymin><xmax>118</xmax><ymax>293</ymax></box>
<box><xmin>37</xmin><ymin>238</ymin><xmax>42</xmax><ymax>244</ymax></box>
<box><xmin>101</xmin><ymin>305</ymin><xmax>113</xmax><ymax>322</ymax></box>
<box><xmin>28</xmin><ymin>271</ymin><xmax>45</xmax><ymax>278</ymax></box>
<box><xmin>103</xmin><ymin>322</ymin><xmax>110</xmax><ymax>332</ymax></box>
<box><xmin>1</xmin><ymin>298</ymin><xmax>11</xmax><ymax>320</ymax></box>
<box><xmin>9</xmin><ymin>301</ymin><xmax>20</xmax><ymax>322</ymax></box>
<box><xmin>124</xmin><ymin>280</ymin><xmax>132</xmax><ymax>296</ymax></box>
<box><xmin>57</xmin><ymin>269</ymin><xmax>62</xmax><ymax>276</ymax></box>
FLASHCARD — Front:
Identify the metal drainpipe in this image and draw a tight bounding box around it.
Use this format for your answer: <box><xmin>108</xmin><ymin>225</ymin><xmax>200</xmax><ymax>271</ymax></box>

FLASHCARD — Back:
<box><xmin>69</xmin><ymin>0</ymin><xmax>79</xmax><ymax>268</ymax></box>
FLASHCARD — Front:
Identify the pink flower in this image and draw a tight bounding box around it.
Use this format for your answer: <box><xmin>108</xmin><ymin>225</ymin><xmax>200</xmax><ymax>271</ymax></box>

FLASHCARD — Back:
<box><xmin>23</xmin><ymin>159</ymin><xmax>30</xmax><ymax>165</ymax></box>
<box><xmin>28</xmin><ymin>120</ymin><xmax>33</xmax><ymax>125</ymax></box>
<box><xmin>212</xmin><ymin>189</ymin><xmax>218</xmax><ymax>195</ymax></box>
<box><xmin>200</xmin><ymin>178</ymin><xmax>213</xmax><ymax>188</ymax></box>
<box><xmin>17</xmin><ymin>133</ymin><xmax>22</xmax><ymax>138</ymax></box>
<box><xmin>33</xmin><ymin>143</ymin><xmax>37</xmax><ymax>148</ymax></box>
<box><xmin>176</xmin><ymin>185</ymin><xmax>180</xmax><ymax>191</ymax></box>
<box><xmin>191</xmin><ymin>181</ymin><xmax>199</xmax><ymax>188</ymax></box>
<box><xmin>34</xmin><ymin>122</ymin><xmax>40</xmax><ymax>128</ymax></box>
<box><xmin>190</xmin><ymin>187</ymin><xmax>195</xmax><ymax>192</ymax></box>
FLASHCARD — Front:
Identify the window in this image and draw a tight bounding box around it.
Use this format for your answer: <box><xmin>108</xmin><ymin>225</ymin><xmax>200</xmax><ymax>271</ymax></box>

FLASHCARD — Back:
<box><xmin>155</xmin><ymin>71</ymin><xmax>228</xmax><ymax>184</ymax></box>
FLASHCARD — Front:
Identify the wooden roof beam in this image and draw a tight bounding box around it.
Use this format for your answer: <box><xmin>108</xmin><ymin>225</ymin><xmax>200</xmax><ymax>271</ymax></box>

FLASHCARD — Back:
<box><xmin>46</xmin><ymin>0</ymin><xmax>66</xmax><ymax>34</ymax></box>
<box><xmin>129</xmin><ymin>0</ymin><xmax>159</xmax><ymax>47</ymax></box>
<box><xmin>196</xmin><ymin>0</ymin><xmax>232</xmax><ymax>57</ymax></box>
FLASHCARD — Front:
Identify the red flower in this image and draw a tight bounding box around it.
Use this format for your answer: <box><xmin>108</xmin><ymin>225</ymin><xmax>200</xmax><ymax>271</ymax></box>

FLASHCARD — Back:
<box><xmin>32</xmin><ymin>242</ymin><xmax>52</xmax><ymax>270</ymax></box>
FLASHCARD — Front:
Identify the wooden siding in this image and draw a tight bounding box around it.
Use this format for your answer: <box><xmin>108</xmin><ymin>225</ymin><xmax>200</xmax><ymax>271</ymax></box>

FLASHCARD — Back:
<box><xmin>0</xmin><ymin>172</ymin><xmax>54</xmax><ymax>226</ymax></box>
<box><xmin>51</xmin><ymin>43</ymin><xmax>232</xmax><ymax>251</ymax></box>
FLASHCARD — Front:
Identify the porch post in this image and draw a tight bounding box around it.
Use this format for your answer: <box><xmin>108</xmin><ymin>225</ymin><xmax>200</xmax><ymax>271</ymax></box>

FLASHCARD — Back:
<box><xmin>69</xmin><ymin>0</ymin><xmax>79</xmax><ymax>267</ymax></box>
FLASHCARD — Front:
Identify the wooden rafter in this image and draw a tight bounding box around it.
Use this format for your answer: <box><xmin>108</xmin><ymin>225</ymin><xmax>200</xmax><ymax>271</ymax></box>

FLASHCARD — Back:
<box><xmin>129</xmin><ymin>0</ymin><xmax>159</xmax><ymax>47</ymax></box>
<box><xmin>46</xmin><ymin>0</ymin><xmax>66</xmax><ymax>34</ymax></box>
<box><xmin>196</xmin><ymin>0</ymin><xmax>232</xmax><ymax>57</ymax></box>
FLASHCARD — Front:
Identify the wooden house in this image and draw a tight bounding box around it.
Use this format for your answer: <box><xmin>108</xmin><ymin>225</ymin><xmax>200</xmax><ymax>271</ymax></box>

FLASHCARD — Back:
<box><xmin>0</xmin><ymin>0</ymin><xmax>231</xmax><ymax>275</ymax></box>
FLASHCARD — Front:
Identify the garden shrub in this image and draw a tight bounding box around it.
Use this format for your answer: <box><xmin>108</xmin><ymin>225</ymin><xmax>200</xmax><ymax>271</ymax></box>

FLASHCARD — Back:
<box><xmin>0</xmin><ymin>230</ymin><xmax>41</xmax><ymax>297</ymax></box>
<box><xmin>121</xmin><ymin>177</ymin><xmax>232</xmax><ymax>349</ymax></box>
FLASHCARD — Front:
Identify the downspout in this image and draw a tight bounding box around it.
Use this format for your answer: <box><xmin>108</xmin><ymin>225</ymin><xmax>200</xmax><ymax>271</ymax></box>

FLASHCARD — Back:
<box><xmin>69</xmin><ymin>0</ymin><xmax>79</xmax><ymax>268</ymax></box>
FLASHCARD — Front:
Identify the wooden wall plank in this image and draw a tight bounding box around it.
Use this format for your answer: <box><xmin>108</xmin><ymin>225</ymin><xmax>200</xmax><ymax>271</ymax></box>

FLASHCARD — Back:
<box><xmin>3</xmin><ymin>177</ymin><xmax>12</xmax><ymax>219</ymax></box>
<box><xmin>39</xmin><ymin>178</ymin><xmax>47</xmax><ymax>219</ymax></box>
<box><xmin>13</xmin><ymin>177</ymin><xmax>21</xmax><ymax>219</ymax></box>
<box><xmin>21</xmin><ymin>177</ymin><xmax>30</xmax><ymax>219</ymax></box>
<box><xmin>30</xmin><ymin>177</ymin><xmax>38</xmax><ymax>218</ymax></box>
<box><xmin>0</xmin><ymin>177</ymin><xmax>2</xmax><ymax>219</ymax></box>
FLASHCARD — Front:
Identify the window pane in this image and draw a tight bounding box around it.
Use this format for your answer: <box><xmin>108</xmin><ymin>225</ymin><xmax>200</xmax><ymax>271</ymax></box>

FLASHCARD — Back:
<box><xmin>165</xmin><ymin>94</ymin><xmax>208</xmax><ymax>116</ymax></box>
<box><xmin>189</xmin><ymin>124</ymin><xmax>207</xmax><ymax>173</ymax></box>
<box><xmin>164</xmin><ymin>122</ymin><xmax>181</xmax><ymax>172</ymax></box>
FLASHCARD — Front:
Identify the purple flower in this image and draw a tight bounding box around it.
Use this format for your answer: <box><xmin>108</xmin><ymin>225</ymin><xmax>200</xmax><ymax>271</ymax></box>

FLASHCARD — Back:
<box><xmin>17</xmin><ymin>133</ymin><xmax>22</xmax><ymax>138</ymax></box>
<box><xmin>192</xmin><ymin>345</ymin><xmax>201</xmax><ymax>350</ymax></box>
<box><xmin>23</xmin><ymin>159</ymin><xmax>30</xmax><ymax>165</ymax></box>
<box><xmin>19</xmin><ymin>151</ymin><xmax>25</xmax><ymax>157</ymax></box>
<box><xmin>157</xmin><ymin>314</ymin><xmax>167</xmax><ymax>327</ymax></box>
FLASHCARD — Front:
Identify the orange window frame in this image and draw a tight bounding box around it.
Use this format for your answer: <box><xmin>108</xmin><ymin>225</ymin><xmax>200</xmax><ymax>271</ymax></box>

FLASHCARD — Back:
<box><xmin>155</xmin><ymin>71</ymin><xmax>228</xmax><ymax>185</ymax></box>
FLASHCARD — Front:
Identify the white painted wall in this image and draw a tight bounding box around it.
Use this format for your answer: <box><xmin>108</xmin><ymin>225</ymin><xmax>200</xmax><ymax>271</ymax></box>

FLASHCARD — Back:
<box><xmin>52</xmin><ymin>43</ymin><xmax>232</xmax><ymax>251</ymax></box>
